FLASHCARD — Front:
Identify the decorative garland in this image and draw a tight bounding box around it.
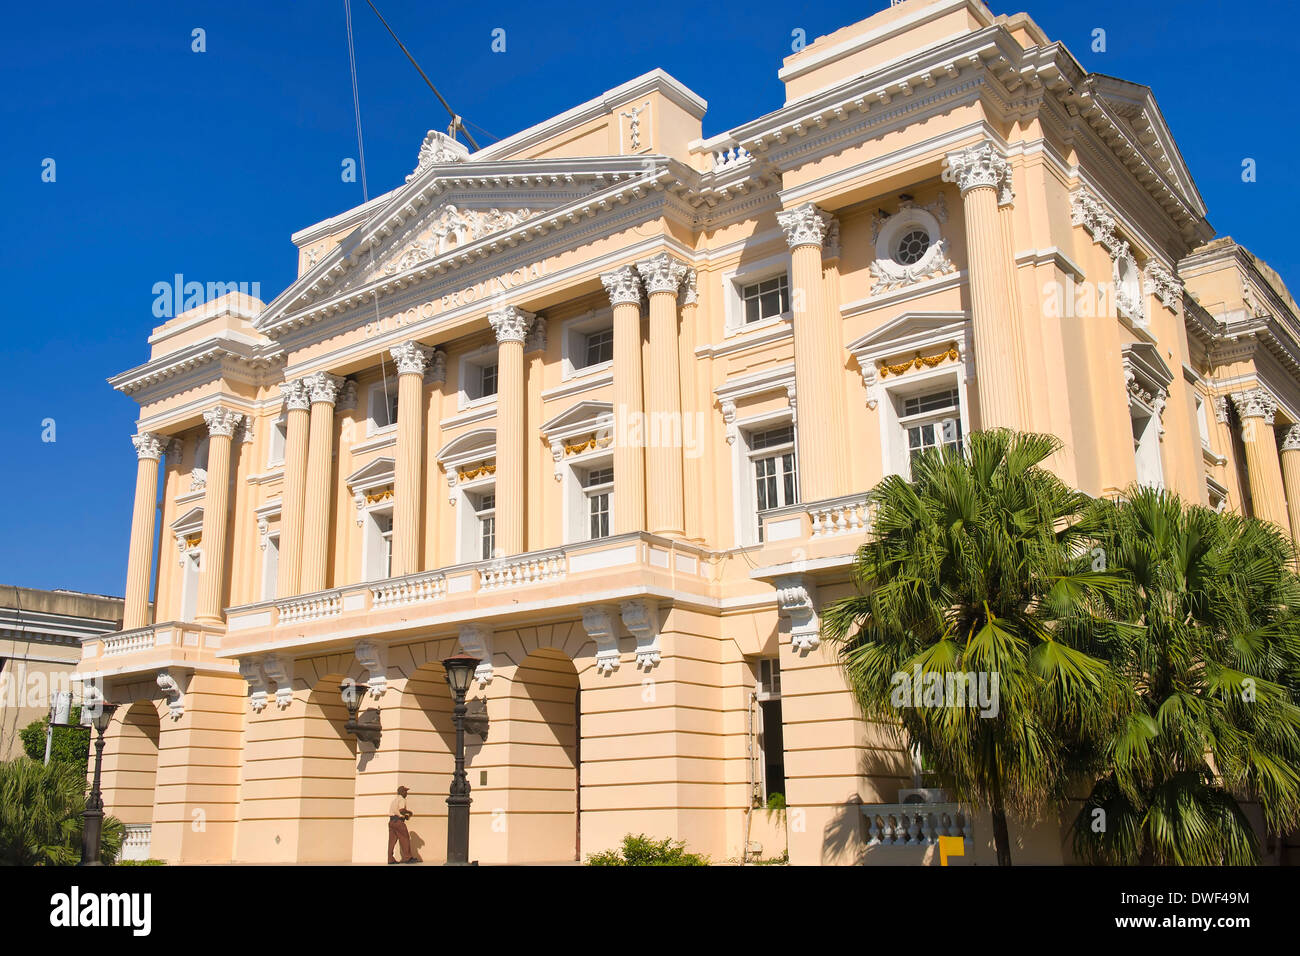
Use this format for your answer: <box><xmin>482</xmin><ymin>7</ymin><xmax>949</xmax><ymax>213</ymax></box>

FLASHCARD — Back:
<box><xmin>878</xmin><ymin>342</ymin><xmax>959</xmax><ymax>378</ymax></box>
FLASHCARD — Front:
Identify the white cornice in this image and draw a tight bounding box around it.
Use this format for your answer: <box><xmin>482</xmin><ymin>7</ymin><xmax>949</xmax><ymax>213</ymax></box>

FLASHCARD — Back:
<box><xmin>110</xmin><ymin>334</ymin><xmax>284</xmax><ymax>397</ymax></box>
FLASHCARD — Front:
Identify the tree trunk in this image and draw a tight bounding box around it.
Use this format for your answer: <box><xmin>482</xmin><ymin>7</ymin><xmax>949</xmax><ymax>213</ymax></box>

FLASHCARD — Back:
<box><xmin>989</xmin><ymin>762</ymin><xmax>1013</xmax><ymax>866</ymax></box>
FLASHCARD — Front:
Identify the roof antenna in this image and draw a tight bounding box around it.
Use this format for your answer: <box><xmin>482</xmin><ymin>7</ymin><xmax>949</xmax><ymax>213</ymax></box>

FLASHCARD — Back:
<box><xmin>362</xmin><ymin>0</ymin><xmax>480</xmax><ymax>150</ymax></box>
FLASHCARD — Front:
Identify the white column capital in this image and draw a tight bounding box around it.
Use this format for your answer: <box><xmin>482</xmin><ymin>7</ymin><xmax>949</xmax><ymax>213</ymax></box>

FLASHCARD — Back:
<box><xmin>636</xmin><ymin>252</ymin><xmax>690</xmax><ymax>296</ymax></box>
<box><xmin>132</xmin><ymin>431</ymin><xmax>170</xmax><ymax>461</ymax></box>
<box><xmin>681</xmin><ymin>269</ymin><xmax>699</xmax><ymax>306</ymax></box>
<box><xmin>203</xmin><ymin>406</ymin><xmax>243</xmax><ymax>438</ymax></box>
<box><xmin>1282</xmin><ymin>424</ymin><xmax>1300</xmax><ymax>452</ymax></box>
<box><xmin>943</xmin><ymin>140</ymin><xmax>1014</xmax><ymax>205</ymax></box>
<box><xmin>525</xmin><ymin>315</ymin><xmax>548</xmax><ymax>353</ymax></box>
<box><xmin>390</xmin><ymin>341</ymin><xmax>434</xmax><ymax>376</ymax></box>
<box><xmin>302</xmin><ymin>371</ymin><xmax>346</xmax><ymax>406</ymax></box>
<box><xmin>601</xmin><ymin>265</ymin><xmax>643</xmax><ymax>306</ymax></box>
<box><xmin>281</xmin><ymin>377</ymin><xmax>311</xmax><ymax>411</ymax></box>
<box><xmin>488</xmin><ymin>305</ymin><xmax>535</xmax><ymax>344</ymax></box>
<box><xmin>777</xmin><ymin>202</ymin><xmax>832</xmax><ymax>250</ymax></box>
<box><xmin>424</xmin><ymin>348</ymin><xmax>448</xmax><ymax>385</ymax></box>
<box><xmin>1232</xmin><ymin>387</ymin><xmax>1278</xmax><ymax>425</ymax></box>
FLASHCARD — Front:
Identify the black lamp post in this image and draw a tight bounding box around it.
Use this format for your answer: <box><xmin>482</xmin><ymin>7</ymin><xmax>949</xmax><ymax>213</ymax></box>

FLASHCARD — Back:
<box><xmin>442</xmin><ymin>653</ymin><xmax>479</xmax><ymax>865</ymax></box>
<box><xmin>339</xmin><ymin>679</ymin><xmax>382</xmax><ymax>747</ymax></box>
<box><xmin>80</xmin><ymin>700</ymin><xmax>117</xmax><ymax>866</ymax></box>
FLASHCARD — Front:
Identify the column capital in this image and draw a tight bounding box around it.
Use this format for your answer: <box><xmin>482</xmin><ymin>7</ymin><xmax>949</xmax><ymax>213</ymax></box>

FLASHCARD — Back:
<box><xmin>302</xmin><ymin>371</ymin><xmax>346</xmax><ymax>406</ymax></box>
<box><xmin>942</xmin><ymin>140</ymin><xmax>1014</xmax><ymax>205</ymax></box>
<box><xmin>600</xmin><ymin>265</ymin><xmax>643</xmax><ymax>306</ymax></box>
<box><xmin>1282</xmin><ymin>425</ymin><xmax>1300</xmax><ymax>451</ymax></box>
<box><xmin>1232</xmin><ymin>387</ymin><xmax>1277</xmax><ymax>424</ymax></box>
<box><xmin>424</xmin><ymin>348</ymin><xmax>448</xmax><ymax>385</ymax></box>
<box><xmin>681</xmin><ymin>269</ymin><xmax>698</xmax><ymax>306</ymax></box>
<box><xmin>390</xmin><ymin>340</ymin><xmax>434</xmax><ymax>376</ymax></box>
<box><xmin>131</xmin><ymin>431</ymin><xmax>170</xmax><ymax>461</ymax></box>
<box><xmin>488</xmin><ymin>305</ymin><xmax>535</xmax><ymax>344</ymax></box>
<box><xmin>525</xmin><ymin>315</ymin><xmax>548</xmax><ymax>353</ymax></box>
<box><xmin>281</xmin><ymin>378</ymin><xmax>311</xmax><ymax>411</ymax></box>
<box><xmin>636</xmin><ymin>252</ymin><xmax>690</xmax><ymax>296</ymax></box>
<box><xmin>203</xmin><ymin>406</ymin><xmax>244</xmax><ymax>438</ymax></box>
<box><xmin>777</xmin><ymin>202</ymin><xmax>832</xmax><ymax>250</ymax></box>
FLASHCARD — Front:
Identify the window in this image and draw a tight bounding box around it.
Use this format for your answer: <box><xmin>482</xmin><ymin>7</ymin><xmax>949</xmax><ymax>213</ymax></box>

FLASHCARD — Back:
<box><xmin>749</xmin><ymin>426</ymin><xmax>798</xmax><ymax>542</ymax></box>
<box><xmin>267</xmin><ymin>415</ymin><xmax>288</xmax><ymax>467</ymax></box>
<box><xmin>583</xmin><ymin>466</ymin><xmax>613</xmax><ymax>540</ymax></box>
<box><xmin>1132</xmin><ymin>409</ymin><xmax>1164</xmax><ymax>490</ymax></box>
<box><xmin>753</xmin><ymin>658</ymin><xmax>786</xmax><ymax>804</ymax></box>
<box><xmin>895</xmin><ymin>229</ymin><xmax>931</xmax><ymax>265</ymax></box>
<box><xmin>180</xmin><ymin>551</ymin><xmax>200</xmax><ymax>622</ymax></box>
<box><xmin>900</xmin><ymin>388</ymin><xmax>962</xmax><ymax>472</ymax></box>
<box><xmin>368</xmin><ymin>383</ymin><xmax>399</xmax><ymax>434</ymax></box>
<box><xmin>472</xmin><ymin>492</ymin><xmax>496</xmax><ymax>560</ymax></box>
<box><xmin>261</xmin><ymin>533</ymin><xmax>280</xmax><ymax>601</ymax></box>
<box><xmin>363</xmin><ymin>508</ymin><xmax>394</xmax><ymax>581</ymax></box>
<box><xmin>480</xmin><ymin>364</ymin><xmax>498</xmax><ymax>398</ymax></box>
<box><xmin>741</xmin><ymin>275</ymin><xmax>790</xmax><ymax>325</ymax></box>
<box><xmin>1195</xmin><ymin>395</ymin><xmax>1211</xmax><ymax>448</ymax></box>
<box><xmin>583</xmin><ymin>328</ymin><xmax>614</xmax><ymax>368</ymax></box>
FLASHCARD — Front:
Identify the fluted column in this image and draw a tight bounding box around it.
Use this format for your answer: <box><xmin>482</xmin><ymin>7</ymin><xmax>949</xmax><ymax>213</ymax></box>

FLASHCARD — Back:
<box><xmin>1281</xmin><ymin>425</ymin><xmax>1300</xmax><ymax>549</ymax></box>
<box><xmin>943</xmin><ymin>141</ymin><xmax>1029</xmax><ymax>430</ymax></box>
<box><xmin>124</xmin><ymin>433</ymin><xmax>168</xmax><ymax>630</ymax></box>
<box><xmin>1234</xmin><ymin>389</ymin><xmax>1289</xmax><ymax>529</ymax></box>
<box><xmin>602</xmin><ymin>266</ymin><xmax>646</xmax><ymax>534</ymax></box>
<box><xmin>390</xmin><ymin>342</ymin><xmax>433</xmax><ymax>577</ymax></box>
<box><xmin>300</xmin><ymin>371</ymin><xmax>344</xmax><ymax>593</ymax></box>
<box><xmin>488</xmin><ymin>306</ymin><xmax>533</xmax><ymax>557</ymax></box>
<box><xmin>678</xmin><ymin>270</ymin><xmax>702</xmax><ymax>540</ymax></box>
<box><xmin>277</xmin><ymin>379</ymin><xmax>311</xmax><ymax>597</ymax></box>
<box><xmin>777</xmin><ymin>203</ymin><xmax>850</xmax><ymax>501</ymax></box>
<box><xmin>637</xmin><ymin>253</ymin><xmax>688</xmax><ymax>537</ymax></box>
<box><xmin>196</xmin><ymin>407</ymin><xmax>242</xmax><ymax>625</ymax></box>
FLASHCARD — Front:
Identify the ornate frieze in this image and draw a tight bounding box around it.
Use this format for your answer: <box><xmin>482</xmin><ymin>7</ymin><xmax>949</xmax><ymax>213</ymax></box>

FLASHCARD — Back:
<box><xmin>488</xmin><ymin>305</ymin><xmax>535</xmax><ymax>344</ymax></box>
<box><xmin>1143</xmin><ymin>261</ymin><xmax>1183</xmax><ymax>313</ymax></box>
<box><xmin>600</xmin><ymin>265</ymin><xmax>642</xmax><ymax>306</ymax></box>
<box><xmin>776</xmin><ymin>202</ymin><xmax>832</xmax><ymax>250</ymax></box>
<box><xmin>581</xmin><ymin>605</ymin><xmax>620</xmax><ymax>674</ymax></box>
<box><xmin>620</xmin><ymin>599</ymin><xmax>660</xmax><ymax>668</ymax></box>
<box><xmin>384</xmin><ymin>205</ymin><xmax>535</xmax><ymax>276</ymax></box>
<box><xmin>390</xmin><ymin>340</ymin><xmax>434</xmax><ymax>377</ymax></box>
<box><xmin>942</xmin><ymin>141</ymin><xmax>1014</xmax><ymax>205</ymax></box>
<box><xmin>132</xmin><ymin>431</ymin><xmax>169</xmax><ymax>462</ymax></box>
<box><xmin>203</xmin><ymin>406</ymin><xmax>243</xmax><ymax>438</ymax></box>
<box><xmin>636</xmin><ymin>252</ymin><xmax>690</xmax><ymax>295</ymax></box>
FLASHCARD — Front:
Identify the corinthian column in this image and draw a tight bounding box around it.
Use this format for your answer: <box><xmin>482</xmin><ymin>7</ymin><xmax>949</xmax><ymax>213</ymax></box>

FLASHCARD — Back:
<box><xmin>488</xmin><ymin>305</ymin><xmax>533</xmax><ymax>557</ymax></box>
<box><xmin>276</xmin><ymin>379</ymin><xmax>311</xmax><ymax>597</ymax></box>
<box><xmin>1280</xmin><ymin>425</ymin><xmax>1300</xmax><ymax>549</ymax></box>
<box><xmin>602</xmin><ymin>266</ymin><xmax>646</xmax><ymax>534</ymax></box>
<box><xmin>124</xmin><ymin>432</ymin><xmax>168</xmax><ymax>630</ymax></box>
<box><xmin>196</xmin><ymin>407</ymin><xmax>242</xmax><ymax>625</ymax></box>
<box><xmin>390</xmin><ymin>341</ymin><xmax>433</xmax><ymax>577</ymax></box>
<box><xmin>1234</xmin><ymin>389</ymin><xmax>1289</xmax><ymax>530</ymax></box>
<box><xmin>637</xmin><ymin>253</ymin><xmax>688</xmax><ymax>537</ymax></box>
<box><xmin>777</xmin><ymin>203</ymin><xmax>850</xmax><ymax>501</ymax></box>
<box><xmin>299</xmin><ymin>371</ymin><xmax>344</xmax><ymax>593</ymax></box>
<box><xmin>943</xmin><ymin>141</ymin><xmax>1029</xmax><ymax>431</ymax></box>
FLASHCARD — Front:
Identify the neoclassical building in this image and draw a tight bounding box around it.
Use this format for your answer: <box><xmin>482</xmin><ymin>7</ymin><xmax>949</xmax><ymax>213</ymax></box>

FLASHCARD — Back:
<box><xmin>80</xmin><ymin>0</ymin><xmax>1300</xmax><ymax>865</ymax></box>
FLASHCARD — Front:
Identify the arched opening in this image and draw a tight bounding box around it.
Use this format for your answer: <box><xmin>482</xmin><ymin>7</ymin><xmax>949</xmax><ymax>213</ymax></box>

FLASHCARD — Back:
<box><xmin>510</xmin><ymin>648</ymin><xmax>580</xmax><ymax>862</ymax></box>
<box><xmin>300</xmin><ymin>676</ymin><xmax>358</xmax><ymax>862</ymax></box>
<box><xmin>107</xmin><ymin>700</ymin><xmax>161</xmax><ymax>861</ymax></box>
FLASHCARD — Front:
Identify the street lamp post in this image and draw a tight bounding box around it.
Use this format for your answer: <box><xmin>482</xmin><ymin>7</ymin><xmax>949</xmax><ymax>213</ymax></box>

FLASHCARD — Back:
<box><xmin>441</xmin><ymin>653</ymin><xmax>479</xmax><ymax>866</ymax></box>
<box><xmin>81</xmin><ymin>701</ymin><xmax>117</xmax><ymax>866</ymax></box>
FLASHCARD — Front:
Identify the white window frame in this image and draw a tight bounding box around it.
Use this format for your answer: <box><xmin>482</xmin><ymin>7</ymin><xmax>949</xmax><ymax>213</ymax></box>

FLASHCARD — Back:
<box><xmin>261</xmin><ymin>532</ymin><xmax>280</xmax><ymax>601</ymax></box>
<box><xmin>563</xmin><ymin>451</ymin><xmax>615</xmax><ymax>543</ymax></box>
<box><xmin>456</xmin><ymin>480</ymin><xmax>498</xmax><ymax>562</ymax></box>
<box><xmin>747</xmin><ymin>422</ymin><xmax>798</xmax><ymax>543</ymax></box>
<box><xmin>361</xmin><ymin>504</ymin><xmax>395</xmax><ymax>582</ymax></box>
<box><xmin>560</xmin><ymin>308</ymin><xmax>615</xmax><ymax>381</ymax></box>
<box><xmin>367</xmin><ymin>382</ymin><xmax>400</xmax><ymax>437</ymax></box>
<box><xmin>896</xmin><ymin>385</ymin><xmax>964</xmax><ymax>479</ymax></box>
<box><xmin>266</xmin><ymin>413</ymin><xmax>288</xmax><ymax>467</ymax></box>
<box><xmin>728</xmin><ymin>409</ymin><xmax>798</xmax><ymax>547</ymax></box>
<box><xmin>458</xmin><ymin>344</ymin><xmax>501</xmax><ymax>410</ymax></box>
<box><xmin>880</xmin><ymin>368</ymin><xmax>970</xmax><ymax>480</ymax></box>
<box><xmin>722</xmin><ymin>254</ymin><xmax>792</xmax><ymax>336</ymax></box>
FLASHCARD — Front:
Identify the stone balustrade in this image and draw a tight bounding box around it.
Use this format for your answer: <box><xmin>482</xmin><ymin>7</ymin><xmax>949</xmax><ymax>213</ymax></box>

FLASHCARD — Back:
<box><xmin>808</xmin><ymin>494</ymin><xmax>870</xmax><ymax>537</ymax></box>
<box><xmin>862</xmin><ymin>803</ymin><xmax>972</xmax><ymax>846</ymax></box>
<box><xmin>478</xmin><ymin>548</ymin><xmax>568</xmax><ymax>590</ymax></box>
<box><xmin>371</xmin><ymin>571</ymin><xmax>447</xmax><ymax>609</ymax></box>
<box><xmin>276</xmin><ymin>591</ymin><xmax>342</xmax><ymax>624</ymax></box>
<box><xmin>103</xmin><ymin>627</ymin><xmax>156</xmax><ymax>657</ymax></box>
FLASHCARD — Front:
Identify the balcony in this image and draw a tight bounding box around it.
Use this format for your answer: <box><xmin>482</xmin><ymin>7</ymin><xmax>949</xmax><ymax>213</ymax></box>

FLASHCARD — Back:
<box><xmin>220</xmin><ymin>532</ymin><xmax>718</xmax><ymax>656</ymax></box>
<box><xmin>121</xmin><ymin>824</ymin><xmax>152</xmax><ymax>862</ymax></box>
<box><xmin>862</xmin><ymin>803</ymin><xmax>973</xmax><ymax>847</ymax></box>
<box><xmin>749</xmin><ymin>492</ymin><xmax>872</xmax><ymax>585</ymax></box>
<box><xmin>80</xmin><ymin>620</ymin><xmax>234</xmax><ymax>679</ymax></box>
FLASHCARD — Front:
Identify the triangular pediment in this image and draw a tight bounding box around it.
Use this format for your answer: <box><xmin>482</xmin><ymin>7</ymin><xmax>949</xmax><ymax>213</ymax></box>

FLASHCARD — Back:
<box><xmin>171</xmin><ymin>506</ymin><xmax>204</xmax><ymax>536</ymax></box>
<box><xmin>345</xmin><ymin>456</ymin><xmax>395</xmax><ymax>492</ymax></box>
<box><xmin>848</xmin><ymin>311</ymin><xmax>970</xmax><ymax>365</ymax></box>
<box><xmin>256</xmin><ymin>154</ymin><xmax>675</xmax><ymax>333</ymax></box>
<box><xmin>539</xmin><ymin>400</ymin><xmax>614</xmax><ymax>440</ymax></box>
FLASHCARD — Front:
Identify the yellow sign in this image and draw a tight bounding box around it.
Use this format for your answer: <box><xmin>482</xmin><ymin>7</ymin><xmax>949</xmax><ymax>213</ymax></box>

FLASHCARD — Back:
<box><xmin>938</xmin><ymin>835</ymin><xmax>965</xmax><ymax>866</ymax></box>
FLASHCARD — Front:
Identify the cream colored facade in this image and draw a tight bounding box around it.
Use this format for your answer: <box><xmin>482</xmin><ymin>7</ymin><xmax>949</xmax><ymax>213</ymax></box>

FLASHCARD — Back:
<box><xmin>80</xmin><ymin>0</ymin><xmax>1300</xmax><ymax>864</ymax></box>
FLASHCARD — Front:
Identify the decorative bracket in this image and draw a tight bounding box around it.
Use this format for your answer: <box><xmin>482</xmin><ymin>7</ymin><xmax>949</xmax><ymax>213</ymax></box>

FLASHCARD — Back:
<box><xmin>775</xmin><ymin>575</ymin><xmax>820</xmax><ymax>651</ymax></box>
<box><xmin>620</xmin><ymin>599</ymin><xmax>660</xmax><ymax>669</ymax></box>
<box><xmin>355</xmin><ymin>639</ymin><xmax>389</xmax><ymax>699</ymax></box>
<box><xmin>262</xmin><ymin>655</ymin><xmax>294</xmax><ymax>709</ymax></box>
<box><xmin>238</xmin><ymin>658</ymin><xmax>268</xmax><ymax>713</ymax></box>
<box><xmin>458</xmin><ymin>623</ymin><xmax>494</xmax><ymax>686</ymax></box>
<box><xmin>581</xmin><ymin>605</ymin><xmax>621</xmax><ymax>674</ymax></box>
<box><xmin>156</xmin><ymin>670</ymin><xmax>185</xmax><ymax>720</ymax></box>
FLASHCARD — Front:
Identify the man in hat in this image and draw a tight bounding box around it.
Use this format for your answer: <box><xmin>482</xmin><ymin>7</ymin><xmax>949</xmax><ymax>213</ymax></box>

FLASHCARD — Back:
<box><xmin>388</xmin><ymin>785</ymin><xmax>416</xmax><ymax>863</ymax></box>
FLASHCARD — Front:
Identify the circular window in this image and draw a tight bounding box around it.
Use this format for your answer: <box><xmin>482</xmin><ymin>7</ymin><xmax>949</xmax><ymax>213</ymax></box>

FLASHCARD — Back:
<box><xmin>895</xmin><ymin>229</ymin><xmax>931</xmax><ymax>265</ymax></box>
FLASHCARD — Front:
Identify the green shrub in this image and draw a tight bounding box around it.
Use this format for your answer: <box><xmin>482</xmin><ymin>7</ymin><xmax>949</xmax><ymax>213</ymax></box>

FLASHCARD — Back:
<box><xmin>0</xmin><ymin>757</ymin><xmax>123</xmax><ymax>865</ymax></box>
<box><xmin>18</xmin><ymin>705</ymin><xmax>90</xmax><ymax>767</ymax></box>
<box><xmin>765</xmin><ymin>792</ymin><xmax>786</xmax><ymax>812</ymax></box>
<box><xmin>586</xmin><ymin>833</ymin><xmax>709</xmax><ymax>866</ymax></box>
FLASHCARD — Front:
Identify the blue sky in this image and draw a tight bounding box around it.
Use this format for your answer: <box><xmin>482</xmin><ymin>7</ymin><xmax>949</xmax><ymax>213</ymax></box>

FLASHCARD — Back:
<box><xmin>1</xmin><ymin>0</ymin><xmax>1296</xmax><ymax>595</ymax></box>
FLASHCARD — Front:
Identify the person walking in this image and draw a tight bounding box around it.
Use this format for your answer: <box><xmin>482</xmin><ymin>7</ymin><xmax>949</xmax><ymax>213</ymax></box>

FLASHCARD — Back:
<box><xmin>388</xmin><ymin>785</ymin><xmax>417</xmax><ymax>864</ymax></box>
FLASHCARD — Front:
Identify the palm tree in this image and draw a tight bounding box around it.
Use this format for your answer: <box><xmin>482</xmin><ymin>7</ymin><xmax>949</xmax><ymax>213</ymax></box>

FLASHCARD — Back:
<box><xmin>1072</xmin><ymin>488</ymin><xmax>1300</xmax><ymax>864</ymax></box>
<box><xmin>822</xmin><ymin>430</ymin><xmax>1128</xmax><ymax>865</ymax></box>
<box><xmin>0</xmin><ymin>757</ymin><xmax>124</xmax><ymax>865</ymax></box>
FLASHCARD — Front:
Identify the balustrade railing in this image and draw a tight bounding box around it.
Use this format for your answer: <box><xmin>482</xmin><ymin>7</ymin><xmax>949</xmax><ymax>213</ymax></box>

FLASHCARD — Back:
<box><xmin>276</xmin><ymin>592</ymin><xmax>342</xmax><ymax>624</ymax></box>
<box><xmin>370</xmin><ymin>571</ymin><xmax>447</xmax><ymax>609</ymax></box>
<box><xmin>862</xmin><ymin>803</ymin><xmax>972</xmax><ymax>846</ymax></box>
